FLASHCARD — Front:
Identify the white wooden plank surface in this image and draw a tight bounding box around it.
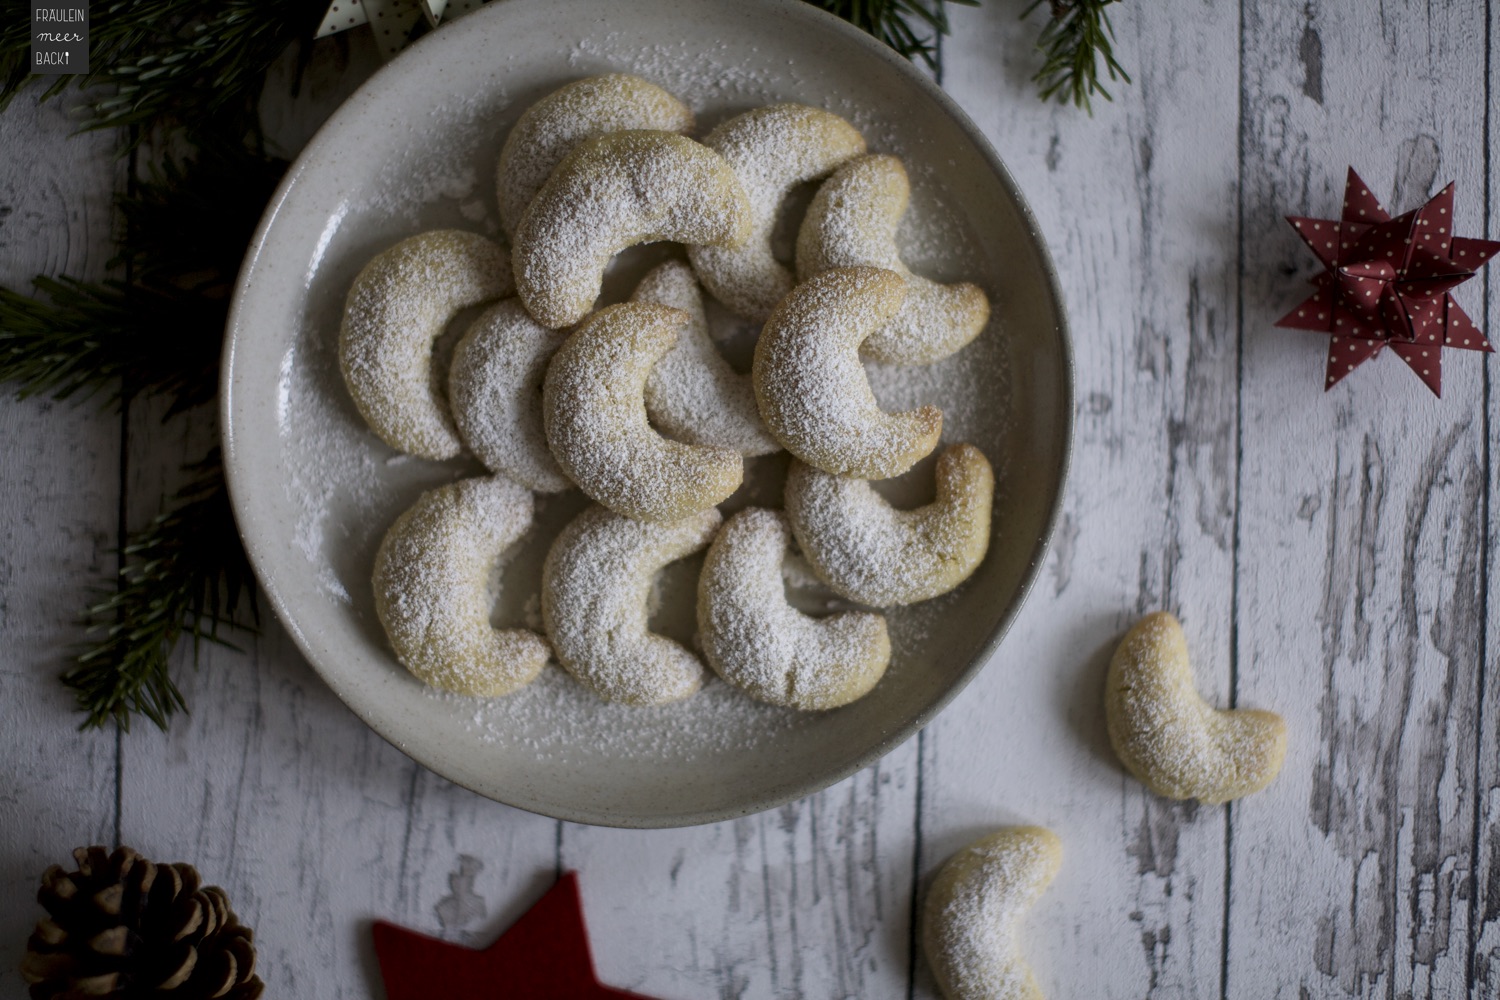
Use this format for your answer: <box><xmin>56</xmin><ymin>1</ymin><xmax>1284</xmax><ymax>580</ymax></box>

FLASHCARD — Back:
<box><xmin>565</xmin><ymin>743</ymin><xmax>919</xmax><ymax>999</ymax></box>
<box><xmin>1232</xmin><ymin>1</ymin><xmax>1491</xmax><ymax>996</ymax></box>
<box><xmin>1475</xmin><ymin>12</ymin><xmax>1498</xmax><ymax>994</ymax></box>
<box><xmin>111</xmin><ymin>36</ymin><xmax>561</xmax><ymax>998</ymax></box>
<box><xmin>934</xmin><ymin>1</ymin><xmax>1242</xmax><ymax>996</ymax></box>
<box><xmin>0</xmin><ymin>90</ymin><xmax>122</xmax><ymax>985</ymax></box>
<box><xmin>0</xmin><ymin>4</ymin><xmax>1496</xmax><ymax>999</ymax></box>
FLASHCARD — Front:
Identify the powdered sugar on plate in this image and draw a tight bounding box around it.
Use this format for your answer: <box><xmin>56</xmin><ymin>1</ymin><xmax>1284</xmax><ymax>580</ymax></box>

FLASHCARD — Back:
<box><xmin>266</xmin><ymin>17</ymin><xmax>1023</xmax><ymax>781</ymax></box>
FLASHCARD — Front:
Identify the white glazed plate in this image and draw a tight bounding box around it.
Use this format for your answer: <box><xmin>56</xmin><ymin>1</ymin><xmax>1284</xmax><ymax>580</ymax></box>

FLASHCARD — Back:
<box><xmin>222</xmin><ymin>0</ymin><xmax>1072</xmax><ymax>828</ymax></box>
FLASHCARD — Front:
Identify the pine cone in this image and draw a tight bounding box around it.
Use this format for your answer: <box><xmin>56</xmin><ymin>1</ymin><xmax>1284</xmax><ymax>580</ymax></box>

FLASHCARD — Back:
<box><xmin>20</xmin><ymin>846</ymin><xmax>264</xmax><ymax>999</ymax></box>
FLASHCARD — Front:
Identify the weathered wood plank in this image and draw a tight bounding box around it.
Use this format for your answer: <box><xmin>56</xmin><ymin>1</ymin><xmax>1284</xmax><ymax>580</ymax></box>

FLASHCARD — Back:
<box><xmin>113</xmin><ymin>37</ymin><xmax>561</xmax><ymax>996</ymax></box>
<box><xmin>1469</xmin><ymin>7</ymin><xmax>1497</xmax><ymax>996</ymax></box>
<box><xmin>1233</xmin><ymin>1</ymin><xmax>1489</xmax><ymax>995</ymax></box>
<box><xmin>0</xmin><ymin>90</ymin><xmax>122</xmax><ymax>981</ymax></box>
<box><xmin>933</xmin><ymin>1</ymin><xmax>1242</xmax><ymax>996</ymax></box>
<box><xmin>559</xmin><ymin>744</ymin><xmax>919</xmax><ymax>1000</ymax></box>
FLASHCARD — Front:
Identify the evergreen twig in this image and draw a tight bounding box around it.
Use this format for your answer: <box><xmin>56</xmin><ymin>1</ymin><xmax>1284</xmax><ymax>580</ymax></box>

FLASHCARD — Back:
<box><xmin>812</xmin><ymin>0</ymin><xmax>980</xmax><ymax>70</ymax></box>
<box><xmin>6</xmin><ymin>0</ymin><xmax>1126</xmax><ymax>731</ymax></box>
<box><xmin>64</xmin><ymin>449</ymin><xmax>257</xmax><ymax>731</ymax></box>
<box><xmin>0</xmin><ymin>131</ymin><xmax>286</xmax><ymax>729</ymax></box>
<box><xmin>0</xmin><ymin>143</ymin><xmax>288</xmax><ymax>416</ymax></box>
<box><xmin>0</xmin><ymin>277</ymin><xmax>219</xmax><ymax>412</ymax></box>
<box><xmin>1</xmin><ymin>0</ymin><xmax>318</xmax><ymax>136</ymax></box>
<box><xmin>1024</xmin><ymin>0</ymin><xmax>1130</xmax><ymax>112</ymax></box>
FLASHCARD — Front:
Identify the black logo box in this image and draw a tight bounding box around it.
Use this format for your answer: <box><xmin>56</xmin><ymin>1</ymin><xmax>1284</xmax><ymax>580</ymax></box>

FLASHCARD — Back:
<box><xmin>33</xmin><ymin>5</ymin><xmax>89</xmax><ymax>75</ymax></box>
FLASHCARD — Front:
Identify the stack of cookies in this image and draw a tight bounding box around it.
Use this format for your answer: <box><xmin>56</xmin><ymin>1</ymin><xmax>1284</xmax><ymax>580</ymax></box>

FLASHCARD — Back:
<box><xmin>338</xmin><ymin>74</ymin><xmax>997</xmax><ymax>712</ymax></box>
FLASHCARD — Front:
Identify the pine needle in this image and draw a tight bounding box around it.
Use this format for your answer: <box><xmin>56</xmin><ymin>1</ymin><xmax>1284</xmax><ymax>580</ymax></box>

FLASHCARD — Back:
<box><xmin>1024</xmin><ymin>0</ymin><xmax>1130</xmax><ymax>112</ymax></box>
<box><xmin>811</xmin><ymin>0</ymin><xmax>980</xmax><ymax>70</ymax></box>
<box><xmin>0</xmin><ymin>277</ymin><xmax>219</xmax><ymax>412</ymax></box>
<box><xmin>1</xmin><ymin>0</ymin><xmax>319</xmax><ymax>139</ymax></box>
<box><xmin>64</xmin><ymin>448</ymin><xmax>257</xmax><ymax>731</ymax></box>
<box><xmin>0</xmin><ymin>143</ymin><xmax>287</xmax><ymax>415</ymax></box>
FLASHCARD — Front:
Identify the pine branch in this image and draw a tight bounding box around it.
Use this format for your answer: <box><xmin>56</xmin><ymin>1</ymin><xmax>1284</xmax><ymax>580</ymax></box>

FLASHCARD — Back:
<box><xmin>0</xmin><ymin>143</ymin><xmax>287</xmax><ymax>414</ymax></box>
<box><xmin>64</xmin><ymin>449</ymin><xmax>257</xmax><ymax>731</ymax></box>
<box><xmin>1</xmin><ymin>0</ymin><xmax>317</xmax><ymax>136</ymax></box>
<box><xmin>0</xmin><ymin>138</ymin><xmax>286</xmax><ymax>730</ymax></box>
<box><xmin>1024</xmin><ymin>0</ymin><xmax>1130</xmax><ymax>113</ymax></box>
<box><xmin>811</xmin><ymin>0</ymin><xmax>980</xmax><ymax>70</ymax></box>
<box><xmin>0</xmin><ymin>277</ymin><xmax>221</xmax><ymax>412</ymax></box>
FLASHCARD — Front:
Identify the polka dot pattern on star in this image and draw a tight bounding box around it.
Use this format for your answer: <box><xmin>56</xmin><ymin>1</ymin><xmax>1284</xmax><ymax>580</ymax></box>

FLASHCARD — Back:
<box><xmin>1276</xmin><ymin>167</ymin><xmax>1498</xmax><ymax>395</ymax></box>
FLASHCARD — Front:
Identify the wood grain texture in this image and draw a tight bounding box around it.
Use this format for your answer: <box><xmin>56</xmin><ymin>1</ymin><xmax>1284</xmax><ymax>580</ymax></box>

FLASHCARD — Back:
<box><xmin>562</xmin><ymin>744</ymin><xmax>919</xmax><ymax>999</ymax></box>
<box><xmin>1468</xmin><ymin>7</ymin><xmax>1497</xmax><ymax>998</ymax></box>
<box><xmin>1233</xmin><ymin>1</ymin><xmax>1490</xmax><ymax>996</ymax></box>
<box><xmin>109</xmin><ymin>36</ymin><xmax>561</xmax><ymax>997</ymax></box>
<box><xmin>2</xmin><ymin>5</ymin><xmax>1496</xmax><ymax>999</ymax></box>
<box><xmin>934</xmin><ymin>0</ymin><xmax>1242</xmax><ymax>995</ymax></box>
<box><xmin>0</xmin><ymin>90</ymin><xmax>122</xmax><ymax>984</ymax></box>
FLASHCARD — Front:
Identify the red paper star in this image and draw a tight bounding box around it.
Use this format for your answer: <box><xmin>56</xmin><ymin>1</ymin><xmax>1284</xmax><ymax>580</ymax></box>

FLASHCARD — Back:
<box><xmin>372</xmin><ymin>872</ymin><xmax>659</xmax><ymax>1000</ymax></box>
<box><xmin>1277</xmin><ymin>167</ymin><xmax>1499</xmax><ymax>396</ymax></box>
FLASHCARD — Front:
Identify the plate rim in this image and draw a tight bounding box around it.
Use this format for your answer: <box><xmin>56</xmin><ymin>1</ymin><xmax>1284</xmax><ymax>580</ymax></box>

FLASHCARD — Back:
<box><xmin>220</xmin><ymin>0</ymin><xmax>1075</xmax><ymax>829</ymax></box>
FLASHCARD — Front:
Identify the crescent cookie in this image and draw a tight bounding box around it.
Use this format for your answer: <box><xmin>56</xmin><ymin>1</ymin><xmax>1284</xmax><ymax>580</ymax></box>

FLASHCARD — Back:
<box><xmin>923</xmin><ymin>827</ymin><xmax>1062</xmax><ymax>1000</ymax></box>
<box><xmin>372</xmin><ymin>476</ymin><xmax>550</xmax><ymax>697</ymax></box>
<box><xmin>495</xmin><ymin>74</ymin><xmax>694</xmax><ymax>235</ymax></box>
<box><xmin>543</xmin><ymin>301</ymin><xmax>744</xmax><ymax>522</ymax></box>
<box><xmin>631</xmin><ymin>261</ymin><xmax>780</xmax><ymax>457</ymax></box>
<box><xmin>785</xmin><ymin>444</ymin><xmax>993</xmax><ymax>606</ymax></box>
<box><xmin>687</xmin><ymin>104</ymin><xmax>866</xmax><ymax>319</ymax></box>
<box><xmin>513</xmin><ymin>130</ymin><xmax>753</xmax><ymax>328</ymax></box>
<box><xmin>1106</xmin><ymin>612</ymin><xmax>1287</xmax><ymax>804</ymax></box>
<box><xmin>542</xmin><ymin>504</ymin><xmax>721</xmax><ymax>705</ymax></box>
<box><xmin>698</xmin><ymin>508</ymin><xmax>890</xmax><ymax>710</ymax></box>
<box><xmin>339</xmin><ymin>230</ymin><xmax>512</xmax><ymax>459</ymax></box>
<box><xmin>753</xmin><ymin>266</ymin><xmax>942</xmax><ymax>479</ymax></box>
<box><xmin>797</xmin><ymin>154</ymin><xmax>989</xmax><ymax>365</ymax></box>
<box><xmin>448</xmin><ymin>299</ymin><xmax>571</xmax><ymax>493</ymax></box>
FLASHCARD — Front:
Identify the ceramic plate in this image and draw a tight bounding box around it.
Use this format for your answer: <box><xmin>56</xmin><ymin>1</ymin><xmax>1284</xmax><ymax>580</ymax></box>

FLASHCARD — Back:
<box><xmin>222</xmin><ymin>0</ymin><xmax>1072</xmax><ymax>828</ymax></box>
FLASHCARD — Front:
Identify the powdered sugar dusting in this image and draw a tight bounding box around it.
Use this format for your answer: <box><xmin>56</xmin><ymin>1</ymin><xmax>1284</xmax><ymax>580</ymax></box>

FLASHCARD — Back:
<box><xmin>1106</xmin><ymin>613</ymin><xmax>1287</xmax><ymax>803</ymax></box>
<box><xmin>687</xmin><ymin>104</ymin><xmax>866</xmax><ymax>318</ymax></box>
<box><xmin>786</xmin><ymin>443</ymin><xmax>993</xmax><ymax>606</ymax></box>
<box><xmin>699</xmin><ymin>507</ymin><xmax>889</xmax><ymax>710</ymax></box>
<box><xmin>269</xmin><ymin>36</ymin><xmax>1024</xmax><ymax>783</ymax></box>
<box><xmin>633</xmin><ymin>260</ymin><xmax>780</xmax><ymax>456</ymax></box>
<box><xmin>923</xmin><ymin>827</ymin><xmax>1062</xmax><ymax>1000</ymax></box>
<box><xmin>495</xmin><ymin>74</ymin><xmax>695</xmax><ymax>234</ymax></box>
<box><xmin>752</xmin><ymin>266</ymin><xmax>942</xmax><ymax>479</ymax></box>
<box><xmin>798</xmin><ymin>154</ymin><xmax>989</xmax><ymax>364</ymax></box>
<box><xmin>448</xmin><ymin>298</ymin><xmax>572</xmax><ymax>491</ymax></box>
<box><xmin>513</xmin><ymin>130</ymin><xmax>752</xmax><ymax>328</ymax></box>
<box><xmin>542</xmin><ymin>504</ymin><xmax>719</xmax><ymax>705</ymax></box>
<box><xmin>339</xmin><ymin>230</ymin><xmax>512</xmax><ymax>459</ymax></box>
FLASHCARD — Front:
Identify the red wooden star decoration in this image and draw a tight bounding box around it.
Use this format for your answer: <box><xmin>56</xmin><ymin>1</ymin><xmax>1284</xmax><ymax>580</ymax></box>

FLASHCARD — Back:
<box><xmin>1276</xmin><ymin>167</ymin><xmax>1499</xmax><ymax>396</ymax></box>
<box><xmin>372</xmin><ymin>871</ymin><xmax>659</xmax><ymax>1000</ymax></box>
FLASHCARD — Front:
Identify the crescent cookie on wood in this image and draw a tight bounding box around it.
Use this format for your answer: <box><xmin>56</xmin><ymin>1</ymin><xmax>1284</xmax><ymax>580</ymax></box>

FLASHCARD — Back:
<box><xmin>372</xmin><ymin>476</ymin><xmax>550</xmax><ymax>697</ymax></box>
<box><xmin>495</xmin><ymin>74</ymin><xmax>694</xmax><ymax>235</ymax></box>
<box><xmin>923</xmin><ymin>826</ymin><xmax>1062</xmax><ymax>1000</ymax></box>
<box><xmin>631</xmin><ymin>261</ymin><xmax>780</xmax><ymax>457</ymax></box>
<box><xmin>543</xmin><ymin>301</ymin><xmax>743</xmax><ymax>522</ymax></box>
<box><xmin>1105</xmin><ymin>612</ymin><xmax>1288</xmax><ymax>804</ymax></box>
<box><xmin>542</xmin><ymin>504</ymin><xmax>720</xmax><ymax>705</ymax></box>
<box><xmin>785</xmin><ymin>443</ymin><xmax>993</xmax><ymax>606</ymax></box>
<box><xmin>513</xmin><ymin>130</ymin><xmax>752</xmax><ymax>328</ymax></box>
<box><xmin>339</xmin><ymin>230</ymin><xmax>512</xmax><ymax>459</ymax></box>
<box><xmin>753</xmin><ymin>266</ymin><xmax>942</xmax><ymax>479</ymax></box>
<box><xmin>698</xmin><ymin>508</ymin><xmax>890</xmax><ymax>710</ymax></box>
<box><xmin>448</xmin><ymin>299</ymin><xmax>571</xmax><ymax>492</ymax></box>
<box><xmin>797</xmin><ymin>154</ymin><xmax>989</xmax><ymax>365</ymax></box>
<box><xmin>687</xmin><ymin>104</ymin><xmax>866</xmax><ymax>319</ymax></box>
